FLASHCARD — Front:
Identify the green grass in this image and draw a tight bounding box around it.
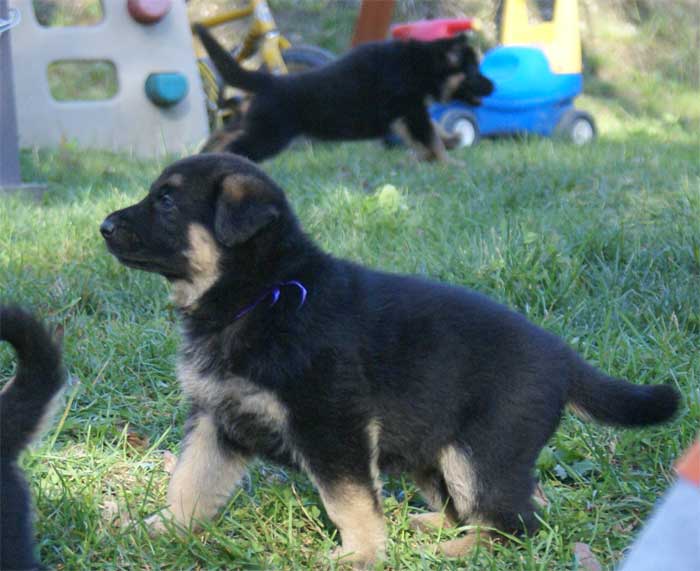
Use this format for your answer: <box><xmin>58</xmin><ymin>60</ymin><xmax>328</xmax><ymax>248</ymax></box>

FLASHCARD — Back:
<box><xmin>2</xmin><ymin>116</ymin><xmax>699</xmax><ymax>570</ymax></box>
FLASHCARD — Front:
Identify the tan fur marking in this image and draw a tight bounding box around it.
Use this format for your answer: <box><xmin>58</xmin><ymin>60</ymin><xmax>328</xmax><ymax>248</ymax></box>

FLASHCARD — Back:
<box><xmin>568</xmin><ymin>403</ymin><xmax>593</xmax><ymax>422</ymax></box>
<box><xmin>391</xmin><ymin>118</ymin><xmax>448</xmax><ymax>163</ymax></box>
<box><xmin>147</xmin><ymin>414</ymin><xmax>247</xmax><ymax>533</ymax></box>
<box><xmin>221</xmin><ymin>174</ymin><xmax>249</xmax><ymax>201</ymax></box>
<box><xmin>221</xmin><ymin>173</ymin><xmax>270</xmax><ymax>202</ymax></box>
<box><xmin>427</xmin><ymin>131</ymin><xmax>450</xmax><ymax>163</ymax></box>
<box><xmin>177</xmin><ymin>356</ymin><xmax>288</xmax><ymax>430</ymax></box>
<box><xmin>438</xmin><ymin>444</ymin><xmax>478</xmax><ymax>518</ymax></box>
<box><xmin>441</xmin><ymin>72</ymin><xmax>466</xmax><ymax>102</ymax></box>
<box><xmin>201</xmin><ymin>128</ymin><xmax>241</xmax><ymax>153</ymax></box>
<box><xmin>171</xmin><ymin>224</ymin><xmax>221</xmax><ymax>310</ymax></box>
<box><xmin>409</xmin><ymin>511</ymin><xmax>454</xmax><ymax>532</ymax></box>
<box><xmin>366</xmin><ymin>418</ymin><xmax>382</xmax><ymax>500</ymax></box>
<box><xmin>413</xmin><ymin>471</ymin><xmax>446</xmax><ymax>511</ymax></box>
<box><xmin>437</xmin><ymin>529</ymin><xmax>490</xmax><ymax>558</ymax></box>
<box><xmin>318</xmin><ymin>482</ymin><xmax>386</xmax><ymax>568</ymax></box>
<box><xmin>166</xmin><ymin>174</ymin><xmax>184</xmax><ymax>188</ymax></box>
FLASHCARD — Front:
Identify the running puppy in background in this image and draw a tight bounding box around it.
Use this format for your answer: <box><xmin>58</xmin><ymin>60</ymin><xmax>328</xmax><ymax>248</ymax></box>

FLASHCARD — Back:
<box><xmin>101</xmin><ymin>154</ymin><xmax>679</xmax><ymax>569</ymax></box>
<box><xmin>195</xmin><ymin>25</ymin><xmax>494</xmax><ymax>162</ymax></box>
<box><xmin>0</xmin><ymin>306</ymin><xmax>66</xmax><ymax>571</ymax></box>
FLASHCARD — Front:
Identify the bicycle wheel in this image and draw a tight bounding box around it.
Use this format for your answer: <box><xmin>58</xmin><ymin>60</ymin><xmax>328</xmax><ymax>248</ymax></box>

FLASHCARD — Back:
<box><xmin>280</xmin><ymin>44</ymin><xmax>335</xmax><ymax>73</ymax></box>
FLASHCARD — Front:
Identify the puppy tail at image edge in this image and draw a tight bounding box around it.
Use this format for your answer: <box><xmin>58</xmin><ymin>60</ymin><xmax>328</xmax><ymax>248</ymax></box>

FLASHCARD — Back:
<box><xmin>0</xmin><ymin>306</ymin><xmax>65</xmax><ymax>460</ymax></box>
<box><xmin>569</xmin><ymin>357</ymin><xmax>680</xmax><ymax>427</ymax></box>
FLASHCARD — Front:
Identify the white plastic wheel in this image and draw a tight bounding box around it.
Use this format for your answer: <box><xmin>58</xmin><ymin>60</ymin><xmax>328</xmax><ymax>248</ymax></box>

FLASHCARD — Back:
<box><xmin>570</xmin><ymin>117</ymin><xmax>595</xmax><ymax>145</ymax></box>
<box><xmin>453</xmin><ymin>117</ymin><xmax>478</xmax><ymax>147</ymax></box>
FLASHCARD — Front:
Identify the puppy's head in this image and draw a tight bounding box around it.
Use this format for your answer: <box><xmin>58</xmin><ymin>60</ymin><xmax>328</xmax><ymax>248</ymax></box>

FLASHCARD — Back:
<box><xmin>101</xmin><ymin>154</ymin><xmax>291</xmax><ymax>308</ymax></box>
<box><xmin>434</xmin><ymin>35</ymin><xmax>494</xmax><ymax>105</ymax></box>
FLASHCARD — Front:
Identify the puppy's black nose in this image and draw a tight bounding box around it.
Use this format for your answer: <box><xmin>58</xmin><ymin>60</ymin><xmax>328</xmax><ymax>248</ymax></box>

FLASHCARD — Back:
<box><xmin>100</xmin><ymin>218</ymin><xmax>116</xmax><ymax>238</ymax></box>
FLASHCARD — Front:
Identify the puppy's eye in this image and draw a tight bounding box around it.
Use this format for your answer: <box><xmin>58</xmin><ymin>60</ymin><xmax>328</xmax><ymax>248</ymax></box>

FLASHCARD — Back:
<box><xmin>159</xmin><ymin>194</ymin><xmax>175</xmax><ymax>210</ymax></box>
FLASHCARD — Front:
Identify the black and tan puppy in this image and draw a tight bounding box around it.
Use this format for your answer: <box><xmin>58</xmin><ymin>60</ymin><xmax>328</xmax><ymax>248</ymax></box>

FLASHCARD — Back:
<box><xmin>195</xmin><ymin>25</ymin><xmax>494</xmax><ymax>162</ymax></box>
<box><xmin>1</xmin><ymin>306</ymin><xmax>65</xmax><ymax>571</ymax></box>
<box><xmin>101</xmin><ymin>154</ymin><xmax>679</xmax><ymax>568</ymax></box>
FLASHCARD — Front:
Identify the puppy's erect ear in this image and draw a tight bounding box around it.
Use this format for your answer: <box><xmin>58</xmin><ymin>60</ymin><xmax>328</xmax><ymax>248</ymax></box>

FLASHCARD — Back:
<box><xmin>214</xmin><ymin>174</ymin><xmax>280</xmax><ymax>247</ymax></box>
<box><xmin>446</xmin><ymin>34</ymin><xmax>470</xmax><ymax>67</ymax></box>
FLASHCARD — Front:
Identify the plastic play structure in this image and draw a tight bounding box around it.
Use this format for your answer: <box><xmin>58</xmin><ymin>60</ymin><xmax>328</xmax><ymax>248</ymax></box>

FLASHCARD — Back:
<box><xmin>394</xmin><ymin>0</ymin><xmax>596</xmax><ymax>146</ymax></box>
<box><xmin>7</xmin><ymin>0</ymin><xmax>208</xmax><ymax>157</ymax></box>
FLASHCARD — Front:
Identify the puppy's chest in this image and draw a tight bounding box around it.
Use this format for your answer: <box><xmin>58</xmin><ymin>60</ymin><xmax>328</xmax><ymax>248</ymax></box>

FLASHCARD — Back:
<box><xmin>177</xmin><ymin>355</ymin><xmax>289</xmax><ymax>436</ymax></box>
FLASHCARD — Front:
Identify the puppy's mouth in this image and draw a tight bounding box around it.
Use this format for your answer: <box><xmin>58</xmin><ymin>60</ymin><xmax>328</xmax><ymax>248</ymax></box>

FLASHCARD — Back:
<box><xmin>107</xmin><ymin>249</ymin><xmax>184</xmax><ymax>280</ymax></box>
<box><xmin>456</xmin><ymin>77</ymin><xmax>494</xmax><ymax>105</ymax></box>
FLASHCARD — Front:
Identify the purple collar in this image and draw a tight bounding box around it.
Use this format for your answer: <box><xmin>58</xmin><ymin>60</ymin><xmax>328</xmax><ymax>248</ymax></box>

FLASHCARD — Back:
<box><xmin>233</xmin><ymin>280</ymin><xmax>308</xmax><ymax>321</ymax></box>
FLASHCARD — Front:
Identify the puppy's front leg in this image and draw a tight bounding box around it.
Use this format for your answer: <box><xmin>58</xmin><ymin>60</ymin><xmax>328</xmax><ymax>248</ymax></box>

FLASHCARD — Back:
<box><xmin>398</xmin><ymin>106</ymin><xmax>449</xmax><ymax>163</ymax></box>
<box><xmin>146</xmin><ymin>412</ymin><xmax>248</xmax><ymax>534</ymax></box>
<box><xmin>316</xmin><ymin>480</ymin><xmax>386</xmax><ymax>569</ymax></box>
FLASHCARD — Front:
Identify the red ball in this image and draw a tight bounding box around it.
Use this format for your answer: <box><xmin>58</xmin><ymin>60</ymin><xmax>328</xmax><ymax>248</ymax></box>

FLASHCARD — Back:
<box><xmin>127</xmin><ymin>0</ymin><xmax>172</xmax><ymax>25</ymax></box>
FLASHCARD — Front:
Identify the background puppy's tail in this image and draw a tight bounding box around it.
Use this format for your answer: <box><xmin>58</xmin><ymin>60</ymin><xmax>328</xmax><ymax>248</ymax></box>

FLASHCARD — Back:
<box><xmin>194</xmin><ymin>24</ymin><xmax>274</xmax><ymax>93</ymax></box>
<box><xmin>568</xmin><ymin>357</ymin><xmax>680</xmax><ymax>427</ymax></box>
<box><xmin>0</xmin><ymin>306</ymin><xmax>65</xmax><ymax>460</ymax></box>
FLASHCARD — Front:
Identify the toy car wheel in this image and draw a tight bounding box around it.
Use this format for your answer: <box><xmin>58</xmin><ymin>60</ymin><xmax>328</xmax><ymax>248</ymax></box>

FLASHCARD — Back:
<box><xmin>556</xmin><ymin>110</ymin><xmax>596</xmax><ymax>145</ymax></box>
<box><xmin>280</xmin><ymin>45</ymin><xmax>335</xmax><ymax>73</ymax></box>
<box><xmin>441</xmin><ymin>109</ymin><xmax>480</xmax><ymax>147</ymax></box>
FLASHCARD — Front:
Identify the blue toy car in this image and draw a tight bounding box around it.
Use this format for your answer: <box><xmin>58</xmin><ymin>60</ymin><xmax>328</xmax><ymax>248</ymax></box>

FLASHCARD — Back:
<box><xmin>431</xmin><ymin>45</ymin><xmax>596</xmax><ymax>146</ymax></box>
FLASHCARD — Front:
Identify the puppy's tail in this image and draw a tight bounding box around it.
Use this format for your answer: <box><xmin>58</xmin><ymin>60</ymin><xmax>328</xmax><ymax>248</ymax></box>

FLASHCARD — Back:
<box><xmin>194</xmin><ymin>24</ymin><xmax>273</xmax><ymax>93</ymax></box>
<box><xmin>0</xmin><ymin>306</ymin><xmax>65</xmax><ymax>460</ymax></box>
<box><xmin>568</xmin><ymin>357</ymin><xmax>680</xmax><ymax>427</ymax></box>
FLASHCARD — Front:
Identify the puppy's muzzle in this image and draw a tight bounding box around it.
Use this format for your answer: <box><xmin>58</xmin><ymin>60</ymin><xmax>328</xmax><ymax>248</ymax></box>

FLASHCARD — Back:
<box><xmin>100</xmin><ymin>217</ymin><xmax>116</xmax><ymax>238</ymax></box>
<box><xmin>100</xmin><ymin>213</ymin><xmax>142</xmax><ymax>255</ymax></box>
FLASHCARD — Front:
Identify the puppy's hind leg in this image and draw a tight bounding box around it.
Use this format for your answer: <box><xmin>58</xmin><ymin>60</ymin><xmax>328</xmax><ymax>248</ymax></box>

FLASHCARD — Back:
<box><xmin>410</xmin><ymin>467</ymin><xmax>458</xmax><ymax>532</ymax></box>
<box><xmin>145</xmin><ymin>411</ymin><xmax>248</xmax><ymax>534</ymax></box>
<box><xmin>226</xmin><ymin>125</ymin><xmax>295</xmax><ymax>162</ymax></box>
<box><xmin>434</xmin><ymin>444</ymin><xmax>493</xmax><ymax>558</ymax></box>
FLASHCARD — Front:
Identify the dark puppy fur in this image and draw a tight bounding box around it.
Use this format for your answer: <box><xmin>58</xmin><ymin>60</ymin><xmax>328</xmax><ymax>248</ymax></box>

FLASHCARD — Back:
<box><xmin>195</xmin><ymin>25</ymin><xmax>494</xmax><ymax>162</ymax></box>
<box><xmin>101</xmin><ymin>154</ymin><xmax>679</xmax><ymax>567</ymax></box>
<box><xmin>1</xmin><ymin>307</ymin><xmax>65</xmax><ymax>571</ymax></box>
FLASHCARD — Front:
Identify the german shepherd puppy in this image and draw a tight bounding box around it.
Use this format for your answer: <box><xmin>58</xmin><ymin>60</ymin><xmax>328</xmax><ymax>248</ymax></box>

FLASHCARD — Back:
<box><xmin>1</xmin><ymin>306</ymin><xmax>66</xmax><ymax>571</ymax></box>
<box><xmin>195</xmin><ymin>25</ymin><xmax>494</xmax><ymax>162</ymax></box>
<box><xmin>101</xmin><ymin>154</ymin><xmax>679</xmax><ymax>568</ymax></box>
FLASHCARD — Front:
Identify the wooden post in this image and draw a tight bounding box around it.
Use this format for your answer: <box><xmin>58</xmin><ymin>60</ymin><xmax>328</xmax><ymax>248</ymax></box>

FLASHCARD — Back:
<box><xmin>351</xmin><ymin>0</ymin><xmax>395</xmax><ymax>47</ymax></box>
<box><xmin>0</xmin><ymin>0</ymin><xmax>44</xmax><ymax>197</ymax></box>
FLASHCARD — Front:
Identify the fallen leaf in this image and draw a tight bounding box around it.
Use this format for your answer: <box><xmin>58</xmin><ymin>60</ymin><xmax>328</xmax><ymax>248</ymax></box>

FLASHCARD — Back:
<box><xmin>613</xmin><ymin>522</ymin><xmax>635</xmax><ymax>534</ymax></box>
<box><xmin>574</xmin><ymin>542</ymin><xmax>602</xmax><ymax>571</ymax></box>
<box><xmin>533</xmin><ymin>483</ymin><xmax>549</xmax><ymax>508</ymax></box>
<box><xmin>162</xmin><ymin>450</ymin><xmax>177</xmax><ymax>474</ymax></box>
<box><xmin>126</xmin><ymin>430</ymin><xmax>149</xmax><ymax>451</ymax></box>
<box><xmin>101</xmin><ymin>498</ymin><xmax>131</xmax><ymax>528</ymax></box>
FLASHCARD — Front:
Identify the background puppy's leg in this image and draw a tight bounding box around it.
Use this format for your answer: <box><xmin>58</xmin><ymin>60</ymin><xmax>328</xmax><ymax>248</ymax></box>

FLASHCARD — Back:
<box><xmin>434</xmin><ymin>121</ymin><xmax>462</xmax><ymax>150</ymax></box>
<box><xmin>410</xmin><ymin>468</ymin><xmax>458</xmax><ymax>532</ymax></box>
<box><xmin>147</xmin><ymin>412</ymin><xmax>247</xmax><ymax>533</ymax></box>
<box><xmin>226</xmin><ymin>124</ymin><xmax>294</xmax><ymax>162</ymax></box>
<box><xmin>400</xmin><ymin>106</ymin><xmax>451</xmax><ymax>163</ymax></box>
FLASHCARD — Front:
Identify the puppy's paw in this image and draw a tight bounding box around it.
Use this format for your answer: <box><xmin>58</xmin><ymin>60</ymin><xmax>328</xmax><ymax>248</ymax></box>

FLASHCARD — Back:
<box><xmin>441</xmin><ymin>132</ymin><xmax>462</xmax><ymax>150</ymax></box>
<box><xmin>444</xmin><ymin>156</ymin><xmax>467</xmax><ymax>168</ymax></box>
<box><xmin>143</xmin><ymin>511</ymin><xmax>183</xmax><ymax>537</ymax></box>
<box><xmin>436</xmin><ymin>530</ymin><xmax>491</xmax><ymax>558</ymax></box>
<box><xmin>330</xmin><ymin>545</ymin><xmax>382</xmax><ymax>570</ymax></box>
<box><xmin>408</xmin><ymin>512</ymin><xmax>453</xmax><ymax>533</ymax></box>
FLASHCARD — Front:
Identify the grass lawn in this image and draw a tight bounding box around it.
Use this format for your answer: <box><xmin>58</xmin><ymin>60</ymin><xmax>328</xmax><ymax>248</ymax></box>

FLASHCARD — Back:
<box><xmin>2</xmin><ymin>113</ymin><xmax>698</xmax><ymax>570</ymax></box>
